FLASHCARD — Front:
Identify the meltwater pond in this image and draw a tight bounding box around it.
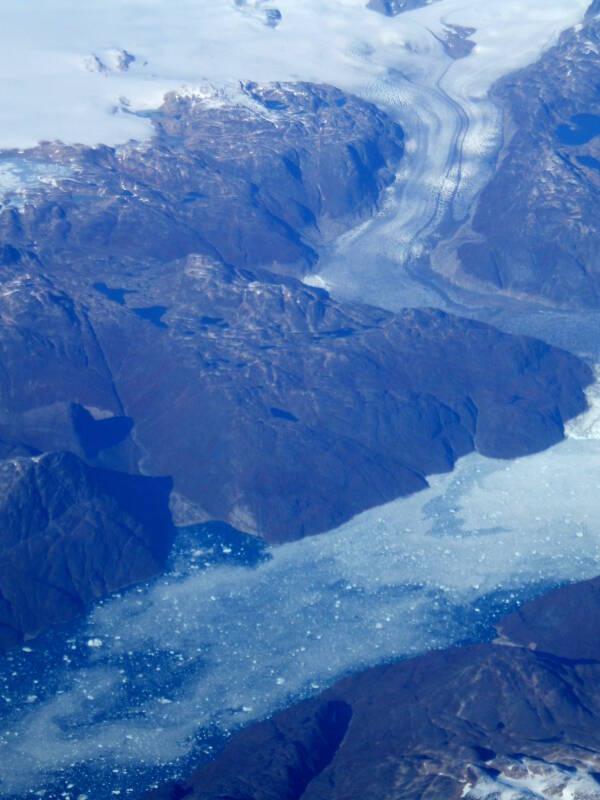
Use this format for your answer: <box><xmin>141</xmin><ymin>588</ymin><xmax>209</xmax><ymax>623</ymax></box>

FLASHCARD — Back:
<box><xmin>1</xmin><ymin>437</ymin><xmax>600</xmax><ymax>798</ymax></box>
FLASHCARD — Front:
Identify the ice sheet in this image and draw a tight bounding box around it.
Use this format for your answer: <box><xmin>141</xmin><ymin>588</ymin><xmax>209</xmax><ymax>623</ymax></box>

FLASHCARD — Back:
<box><xmin>0</xmin><ymin>0</ymin><xmax>588</xmax><ymax>149</ymax></box>
<box><xmin>0</xmin><ymin>1</ymin><xmax>590</xmax><ymax>246</ymax></box>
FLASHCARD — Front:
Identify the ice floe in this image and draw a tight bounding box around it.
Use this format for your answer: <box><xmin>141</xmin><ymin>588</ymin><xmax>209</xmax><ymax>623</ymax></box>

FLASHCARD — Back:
<box><xmin>1</xmin><ymin>434</ymin><xmax>600</xmax><ymax>797</ymax></box>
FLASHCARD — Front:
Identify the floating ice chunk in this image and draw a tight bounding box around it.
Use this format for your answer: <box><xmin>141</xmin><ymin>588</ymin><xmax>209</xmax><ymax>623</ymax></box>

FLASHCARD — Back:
<box><xmin>2</xmin><ymin>438</ymin><xmax>600</xmax><ymax>797</ymax></box>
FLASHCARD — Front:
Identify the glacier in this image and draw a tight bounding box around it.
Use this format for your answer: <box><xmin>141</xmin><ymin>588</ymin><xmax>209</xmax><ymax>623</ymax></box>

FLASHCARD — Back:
<box><xmin>0</xmin><ymin>4</ymin><xmax>598</xmax><ymax>799</ymax></box>
<box><xmin>0</xmin><ymin>0</ymin><xmax>591</xmax><ymax>267</ymax></box>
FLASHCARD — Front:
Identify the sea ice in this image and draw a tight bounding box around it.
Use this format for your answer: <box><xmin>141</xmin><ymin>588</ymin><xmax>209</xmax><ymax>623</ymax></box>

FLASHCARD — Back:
<box><xmin>1</xmin><ymin>433</ymin><xmax>600</xmax><ymax>798</ymax></box>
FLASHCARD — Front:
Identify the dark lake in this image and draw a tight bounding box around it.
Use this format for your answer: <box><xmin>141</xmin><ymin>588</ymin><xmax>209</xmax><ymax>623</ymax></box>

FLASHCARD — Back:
<box><xmin>556</xmin><ymin>113</ymin><xmax>600</xmax><ymax>145</ymax></box>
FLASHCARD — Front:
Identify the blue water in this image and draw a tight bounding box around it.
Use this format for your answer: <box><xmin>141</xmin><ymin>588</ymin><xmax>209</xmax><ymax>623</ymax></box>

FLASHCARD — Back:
<box><xmin>93</xmin><ymin>282</ymin><xmax>137</xmax><ymax>306</ymax></box>
<box><xmin>556</xmin><ymin>113</ymin><xmax>600</xmax><ymax>145</ymax></box>
<box><xmin>577</xmin><ymin>154</ymin><xmax>600</xmax><ymax>172</ymax></box>
<box><xmin>131</xmin><ymin>305</ymin><xmax>169</xmax><ymax>329</ymax></box>
<box><xmin>1</xmin><ymin>438</ymin><xmax>599</xmax><ymax>800</ymax></box>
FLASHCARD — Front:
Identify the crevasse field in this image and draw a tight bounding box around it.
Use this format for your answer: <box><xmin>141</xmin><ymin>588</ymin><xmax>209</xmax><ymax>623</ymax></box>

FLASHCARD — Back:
<box><xmin>0</xmin><ymin>0</ymin><xmax>590</xmax><ymax>270</ymax></box>
<box><xmin>1</xmin><ymin>1</ymin><xmax>599</xmax><ymax>798</ymax></box>
<box><xmin>0</xmin><ymin>0</ymin><xmax>589</xmax><ymax>150</ymax></box>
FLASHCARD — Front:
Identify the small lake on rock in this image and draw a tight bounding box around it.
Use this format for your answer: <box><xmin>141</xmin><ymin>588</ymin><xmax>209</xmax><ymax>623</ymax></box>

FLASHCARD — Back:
<box><xmin>556</xmin><ymin>112</ymin><xmax>600</xmax><ymax>145</ymax></box>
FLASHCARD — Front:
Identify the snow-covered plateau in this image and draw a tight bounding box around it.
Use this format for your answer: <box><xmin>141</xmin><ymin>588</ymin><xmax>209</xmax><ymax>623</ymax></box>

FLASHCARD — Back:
<box><xmin>0</xmin><ymin>1</ymin><xmax>591</xmax><ymax>261</ymax></box>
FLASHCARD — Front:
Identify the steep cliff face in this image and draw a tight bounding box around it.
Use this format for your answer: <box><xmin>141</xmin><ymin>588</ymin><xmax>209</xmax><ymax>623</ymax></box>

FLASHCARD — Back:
<box><xmin>0</xmin><ymin>452</ymin><xmax>174</xmax><ymax>651</ymax></box>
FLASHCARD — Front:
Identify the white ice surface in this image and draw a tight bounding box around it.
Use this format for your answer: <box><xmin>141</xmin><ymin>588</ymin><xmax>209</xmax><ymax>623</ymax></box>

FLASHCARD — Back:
<box><xmin>567</xmin><ymin>366</ymin><xmax>600</xmax><ymax>440</ymax></box>
<box><xmin>465</xmin><ymin>759</ymin><xmax>600</xmax><ymax>799</ymax></box>
<box><xmin>1</xmin><ymin>431</ymin><xmax>600</xmax><ymax>796</ymax></box>
<box><xmin>0</xmin><ymin>0</ymin><xmax>588</xmax><ymax>149</ymax></box>
<box><xmin>0</xmin><ymin>4</ymin><xmax>598</xmax><ymax>796</ymax></box>
<box><xmin>0</xmin><ymin>157</ymin><xmax>70</xmax><ymax>210</ymax></box>
<box><xmin>0</xmin><ymin>1</ymin><xmax>590</xmax><ymax>304</ymax></box>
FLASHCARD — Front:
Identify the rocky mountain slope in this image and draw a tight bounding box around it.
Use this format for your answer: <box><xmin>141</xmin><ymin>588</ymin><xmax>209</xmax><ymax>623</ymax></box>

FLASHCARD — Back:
<box><xmin>0</xmin><ymin>80</ymin><xmax>593</xmax><ymax>651</ymax></box>
<box><xmin>0</xmin><ymin>84</ymin><xmax>592</xmax><ymax>542</ymax></box>
<box><xmin>1</xmin><ymin>250</ymin><xmax>591</xmax><ymax>542</ymax></box>
<box><xmin>88</xmin><ymin>255</ymin><xmax>592</xmax><ymax>541</ymax></box>
<box><xmin>441</xmin><ymin>11</ymin><xmax>600</xmax><ymax>308</ymax></box>
<box><xmin>148</xmin><ymin>575</ymin><xmax>600</xmax><ymax>800</ymax></box>
<box><xmin>0</xmin><ymin>452</ymin><xmax>174</xmax><ymax>651</ymax></box>
<box><xmin>0</xmin><ymin>82</ymin><xmax>407</xmax><ymax>641</ymax></box>
<box><xmin>1</xmin><ymin>82</ymin><xmax>404</xmax><ymax>280</ymax></box>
